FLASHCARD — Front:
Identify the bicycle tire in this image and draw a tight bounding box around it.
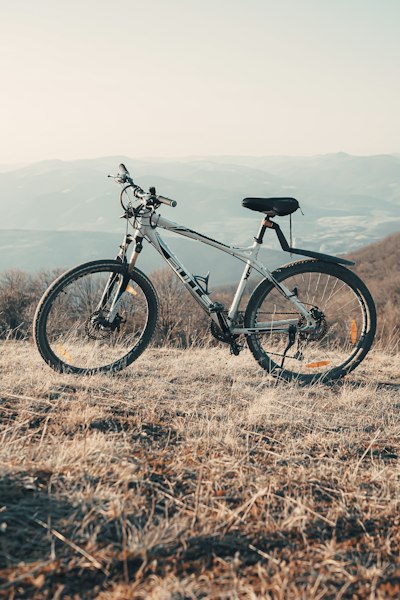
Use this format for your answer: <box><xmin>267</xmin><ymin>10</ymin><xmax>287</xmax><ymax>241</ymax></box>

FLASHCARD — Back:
<box><xmin>34</xmin><ymin>260</ymin><xmax>158</xmax><ymax>375</ymax></box>
<box><xmin>245</xmin><ymin>260</ymin><xmax>376</xmax><ymax>383</ymax></box>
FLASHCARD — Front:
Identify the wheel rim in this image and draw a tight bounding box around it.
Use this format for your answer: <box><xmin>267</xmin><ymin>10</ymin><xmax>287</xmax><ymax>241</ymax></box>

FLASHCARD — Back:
<box><xmin>251</xmin><ymin>269</ymin><xmax>370</xmax><ymax>378</ymax></box>
<box><xmin>43</xmin><ymin>267</ymin><xmax>150</xmax><ymax>371</ymax></box>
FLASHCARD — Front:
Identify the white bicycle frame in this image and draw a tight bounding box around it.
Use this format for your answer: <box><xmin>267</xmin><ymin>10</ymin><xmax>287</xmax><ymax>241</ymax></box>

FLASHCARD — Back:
<box><xmin>113</xmin><ymin>207</ymin><xmax>314</xmax><ymax>335</ymax></box>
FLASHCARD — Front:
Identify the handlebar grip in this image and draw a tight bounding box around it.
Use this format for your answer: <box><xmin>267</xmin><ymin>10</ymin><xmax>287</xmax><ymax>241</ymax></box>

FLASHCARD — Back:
<box><xmin>158</xmin><ymin>195</ymin><xmax>177</xmax><ymax>207</ymax></box>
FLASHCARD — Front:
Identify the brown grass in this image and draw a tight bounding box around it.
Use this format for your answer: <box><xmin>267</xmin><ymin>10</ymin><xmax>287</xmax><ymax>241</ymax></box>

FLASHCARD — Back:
<box><xmin>0</xmin><ymin>342</ymin><xmax>399</xmax><ymax>599</ymax></box>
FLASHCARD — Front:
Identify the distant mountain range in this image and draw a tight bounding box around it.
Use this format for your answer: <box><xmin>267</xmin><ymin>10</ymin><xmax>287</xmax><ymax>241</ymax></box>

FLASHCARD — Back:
<box><xmin>1</xmin><ymin>153</ymin><xmax>399</xmax><ymax>282</ymax></box>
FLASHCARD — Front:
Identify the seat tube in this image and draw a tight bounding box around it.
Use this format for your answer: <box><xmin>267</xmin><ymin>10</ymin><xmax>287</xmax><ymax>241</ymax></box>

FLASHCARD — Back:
<box><xmin>255</xmin><ymin>216</ymin><xmax>273</xmax><ymax>243</ymax></box>
<box><xmin>228</xmin><ymin>239</ymin><xmax>260</xmax><ymax>321</ymax></box>
<box><xmin>228</xmin><ymin>218</ymin><xmax>272</xmax><ymax>321</ymax></box>
<box><xmin>228</xmin><ymin>263</ymin><xmax>252</xmax><ymax>321</ymax></box>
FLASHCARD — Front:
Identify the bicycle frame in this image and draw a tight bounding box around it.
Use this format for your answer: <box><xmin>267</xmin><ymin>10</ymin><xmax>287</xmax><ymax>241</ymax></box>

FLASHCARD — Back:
<box><xmin>112</xmin><ymin>208</ymin><xmax>315</xmax><ymax>335</ymax></box>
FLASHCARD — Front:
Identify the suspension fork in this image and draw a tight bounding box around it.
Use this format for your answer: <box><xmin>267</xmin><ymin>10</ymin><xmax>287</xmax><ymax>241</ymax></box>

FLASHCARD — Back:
<box><xmin>227</xmin><ymin>220</ymin><xmax>314</xmax><ymax>331</ymax></box>
<box><xmin>107</xmin><ymin>233</ymin><xmax>146</xmax><ymax>321</ymax></box>
<box><xmin>96</xmin><ymin>233</ymin><xmax>141</xmax><ymax>321</ymax></box>
<box><xmin>109</xmin><ymin>231</ymin><xmax>147</xmax><ymax>320</ymax></box>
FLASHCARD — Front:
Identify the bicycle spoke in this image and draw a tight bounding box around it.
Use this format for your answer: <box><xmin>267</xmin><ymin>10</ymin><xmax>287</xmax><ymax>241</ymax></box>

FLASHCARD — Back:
<box><xmin>34</xmin><ymin>262</ymin><xmax>158</xmax><ymax>373</ymax></box>
<box><xmin>246</xmin><ymin>261</ymin><xmax>375</xmax><ymax>382</ymax></box>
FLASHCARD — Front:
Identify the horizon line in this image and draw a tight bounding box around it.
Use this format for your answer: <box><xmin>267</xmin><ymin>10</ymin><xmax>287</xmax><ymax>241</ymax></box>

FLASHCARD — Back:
<box><xmin>1</xmin><ymin>150</ymin><xmax>400</xmax><ymax>169</ymax></box>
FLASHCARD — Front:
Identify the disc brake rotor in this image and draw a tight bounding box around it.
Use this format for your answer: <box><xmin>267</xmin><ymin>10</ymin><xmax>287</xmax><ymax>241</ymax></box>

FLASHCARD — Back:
<box><xmin>85</xmin><ymin>310</ymin><xmax>123</xmax><ymax>340</ymax></box>
<box><xmin>299</xmin><ymin>308</ymin><xmax>328</xmax><ymax>342</ymax></box>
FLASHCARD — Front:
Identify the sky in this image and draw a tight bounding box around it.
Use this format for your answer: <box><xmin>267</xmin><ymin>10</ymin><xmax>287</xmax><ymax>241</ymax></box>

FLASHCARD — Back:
<box><xmin>1</xmin><ymin>0</ymin><xmax>400</xmax><ymax>164</ymax></box>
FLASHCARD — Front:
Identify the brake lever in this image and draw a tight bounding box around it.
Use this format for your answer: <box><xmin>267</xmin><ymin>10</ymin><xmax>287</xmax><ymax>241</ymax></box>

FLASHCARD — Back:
<box><xmin>108</xmin><ymin>174</ymin><xmax>125</xmax><ymax>182</ymax></box>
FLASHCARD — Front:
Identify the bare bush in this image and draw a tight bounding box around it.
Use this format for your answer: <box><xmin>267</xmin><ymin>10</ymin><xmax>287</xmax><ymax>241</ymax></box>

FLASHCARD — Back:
<box><xmin>0</xmin><ymin>270</ymin><xmax>36</xmax><ymax>339</ymax></box>
<box><xmin>0</xmin><ymin>269</ymin><xmax>62</xmax><ymax>340</ymax></box>
<box><xmin>0</xmin><ymin>239</ymin><xmax>399</xmax><ymax>349</ymax></box>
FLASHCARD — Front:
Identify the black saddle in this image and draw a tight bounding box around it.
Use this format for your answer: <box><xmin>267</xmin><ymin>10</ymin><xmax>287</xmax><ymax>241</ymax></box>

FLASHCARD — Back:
<box><xmin>242</xmin><ymin>197</ymin><xmax>299</xmax><ymax>217</ymax></box>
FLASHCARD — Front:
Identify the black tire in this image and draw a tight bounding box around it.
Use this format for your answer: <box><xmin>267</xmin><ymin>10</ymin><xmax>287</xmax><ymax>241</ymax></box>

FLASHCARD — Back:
<box><xmin>245</xmin><ymin>260</ymin><xmax>376</xmax><ymax>383</ymax></box>
<box><xmin>33</xmin><ymin>260</ymin><xmax>158</xmax><ymax>375</ymax></box>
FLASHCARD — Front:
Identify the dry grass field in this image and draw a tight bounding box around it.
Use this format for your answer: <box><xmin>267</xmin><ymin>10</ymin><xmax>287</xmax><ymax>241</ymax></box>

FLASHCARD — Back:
<box><xmin>0</xmin><ymin>341</ymin><xmax>399</xmax><ymax>599</ymax></box>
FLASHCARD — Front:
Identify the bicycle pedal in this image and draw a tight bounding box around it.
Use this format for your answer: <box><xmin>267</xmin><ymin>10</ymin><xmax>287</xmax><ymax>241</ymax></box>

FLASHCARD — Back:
<box><xmin>209</xmin><ymin>302</ymin><xmax>225</xmax><ymax>313</ymax></box>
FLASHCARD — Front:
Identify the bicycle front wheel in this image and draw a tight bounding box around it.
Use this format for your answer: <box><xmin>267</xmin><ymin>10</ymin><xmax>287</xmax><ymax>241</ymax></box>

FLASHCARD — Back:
<box><xmin>34</xmin><ymin>260</ymin><xmax>158</xmax><ymax>375</ymax></box>
<box><xmin>245</xmin><ymin>260</ymin><xmax>376</xmax><ymax>383</ymax></box>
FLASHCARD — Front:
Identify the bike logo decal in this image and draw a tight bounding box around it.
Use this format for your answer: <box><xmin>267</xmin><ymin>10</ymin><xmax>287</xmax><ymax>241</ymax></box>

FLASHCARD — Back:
<box><xmin>158</xmin><ymin>238</ymin><xmax>209</xmax><ymax>301</ymax></box>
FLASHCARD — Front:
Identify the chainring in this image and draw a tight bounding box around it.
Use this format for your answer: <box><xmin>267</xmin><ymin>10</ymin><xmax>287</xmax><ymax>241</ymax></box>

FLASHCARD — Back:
<box><xmin>210</xmin><ymin>312</ymin><xmax>244</xmax><ymax>345</ymax></box>
<box><xmin>210</xmin><ymin>320</ymin><xmax>230</xmax><ymax>343</ymax></box>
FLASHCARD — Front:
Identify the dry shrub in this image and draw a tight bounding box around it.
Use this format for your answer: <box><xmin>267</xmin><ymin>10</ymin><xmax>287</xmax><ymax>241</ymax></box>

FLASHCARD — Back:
<box><xmin>1</xmin><ymin>229</ymin><xmax>400</xmax><ymax>347</ymax></box>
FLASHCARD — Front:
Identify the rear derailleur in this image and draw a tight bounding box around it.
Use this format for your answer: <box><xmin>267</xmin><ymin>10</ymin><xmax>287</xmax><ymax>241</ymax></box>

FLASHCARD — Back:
<box><xmin>279</xmin><ymin>307</ymin><xmax>328</xmax><ymax>368</ymax></box>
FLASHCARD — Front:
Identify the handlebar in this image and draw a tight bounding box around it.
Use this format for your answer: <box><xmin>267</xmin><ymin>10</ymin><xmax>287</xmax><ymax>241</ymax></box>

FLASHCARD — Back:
<box><xmin>157</xmin><ymin>195</ymin><xmax>178</xmax><ymax>208</ymax></box>
<box><xmin>111</xmin><ymin>163</ymin><xmax>178</xmax><ymax>208</ymax></box>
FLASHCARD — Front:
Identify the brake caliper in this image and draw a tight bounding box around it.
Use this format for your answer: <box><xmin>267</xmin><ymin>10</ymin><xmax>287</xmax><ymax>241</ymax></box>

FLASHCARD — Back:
<box><xmin>298</xmin><ymin>307</ymin><xmax>328</xmax><ymax>342</ymax></box>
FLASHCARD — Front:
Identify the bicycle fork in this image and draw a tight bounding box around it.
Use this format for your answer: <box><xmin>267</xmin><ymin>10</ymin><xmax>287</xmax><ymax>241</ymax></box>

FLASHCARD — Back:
<box><xmin>94</xmin><ymin>234</ymin><xmax>139</xmax><ymax>323</ymax></box>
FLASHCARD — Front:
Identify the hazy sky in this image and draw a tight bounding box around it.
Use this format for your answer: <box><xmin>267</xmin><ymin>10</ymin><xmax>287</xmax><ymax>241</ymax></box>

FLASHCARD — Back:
<box><xmin>1</xmin><ymin>0</ymin><xmax>400</xmax><ymax>163</ymax></box>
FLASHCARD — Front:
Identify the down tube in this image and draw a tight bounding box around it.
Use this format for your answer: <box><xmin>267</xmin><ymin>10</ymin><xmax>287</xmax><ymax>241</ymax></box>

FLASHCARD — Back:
<box><xmin>155</xmin><ymin>215</ymin><xmax>309</xmax><ymax>312</ymax></box>
<box><xmin>148</xmin><ymin>229</ymin><xmax>215</xmax><ymax>313</ymax></box>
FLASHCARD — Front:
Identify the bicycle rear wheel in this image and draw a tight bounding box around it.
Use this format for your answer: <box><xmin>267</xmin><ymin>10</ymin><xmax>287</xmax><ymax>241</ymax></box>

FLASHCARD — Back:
<box><xmin>245</xmin><ymin>260</ymin><xmax>376</xmax><ymax>383</ymax></box>
<box><xmin>34</xmin><ymin>260</ymin><xmax>158</xmax><ymax>375</ymax></box>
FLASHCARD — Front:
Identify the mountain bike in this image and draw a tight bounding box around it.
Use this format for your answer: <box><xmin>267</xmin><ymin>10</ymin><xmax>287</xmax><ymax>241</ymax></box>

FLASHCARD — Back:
<box><xmin>33</xmin><ymin>164</ymin><xmax>376</xmax><ymax>383</ymax></box>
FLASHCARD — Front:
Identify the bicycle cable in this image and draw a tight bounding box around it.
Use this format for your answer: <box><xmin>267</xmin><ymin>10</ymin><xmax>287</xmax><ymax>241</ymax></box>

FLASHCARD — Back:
<box><xmin>150</xmin><ymin>210</ymin><xmax>161</xmax><ymax>229</ymax></box>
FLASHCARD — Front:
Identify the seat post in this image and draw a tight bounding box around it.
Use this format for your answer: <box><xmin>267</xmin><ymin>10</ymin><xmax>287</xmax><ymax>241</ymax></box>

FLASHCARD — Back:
<box><xmin>254</xmin><ymin>216</ymin><xmax>274</xmax><ymax>244</ymax></box>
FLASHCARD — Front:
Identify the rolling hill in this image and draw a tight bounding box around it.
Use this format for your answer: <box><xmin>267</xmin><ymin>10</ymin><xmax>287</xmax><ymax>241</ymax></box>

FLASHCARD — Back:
<box><xmin>348</xmin><ymin>232</ymin><xmax>400</xmax><ymax>342</ymax></box>
<box><xmin>0</xmin><ymin>153</ymin><xmax>399</xmax><ymax>261</ymax></box>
